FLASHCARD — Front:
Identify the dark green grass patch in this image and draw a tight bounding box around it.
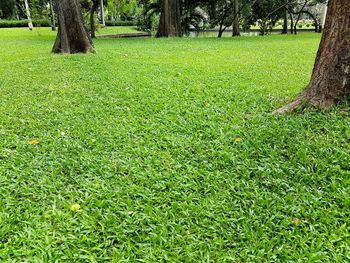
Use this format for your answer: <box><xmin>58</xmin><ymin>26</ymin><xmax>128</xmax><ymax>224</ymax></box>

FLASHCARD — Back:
<box><xmin>0</xmin><ymin>28</ymin><xmax>349</xmax><ymax>262</ymax></box>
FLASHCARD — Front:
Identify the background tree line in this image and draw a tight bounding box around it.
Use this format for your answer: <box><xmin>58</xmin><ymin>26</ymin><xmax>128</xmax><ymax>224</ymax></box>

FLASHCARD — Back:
<box><xmin>0</xmin><ymin>0</ymin><xmax>327</xmax><ymax>37</ymax></box>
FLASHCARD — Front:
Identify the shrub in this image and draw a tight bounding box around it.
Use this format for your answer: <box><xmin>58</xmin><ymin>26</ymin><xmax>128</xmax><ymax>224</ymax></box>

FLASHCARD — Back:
<box><xmin>0</xmin><ymin>19</ymin><xmax>51</xmax><ymax>28</ymax></box>
<box><xmin>136</xmin><ymin>14</ymin><xmax>159</xmax><ymax>32</ymax></box>
<box><xmin>105</xmin><ymin>20</ymin><xmax>136</xmax><ymax>27</ymax></box>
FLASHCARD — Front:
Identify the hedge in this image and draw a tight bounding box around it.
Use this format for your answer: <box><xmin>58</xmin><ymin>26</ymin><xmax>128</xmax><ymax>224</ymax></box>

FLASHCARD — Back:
<box><xmin>0</xmin><ymin>19</ymin><xmax>136</xmax><ymax>28</ymax></box>
<box><xmin>0</xmin><ymin>19</ymin><xmax>51</xmax><ymax>28</ymax></box>
<box><xmin>105</xmin><ymin>20</ymin><xmax>136</xmax><ymax>27</ymax></box>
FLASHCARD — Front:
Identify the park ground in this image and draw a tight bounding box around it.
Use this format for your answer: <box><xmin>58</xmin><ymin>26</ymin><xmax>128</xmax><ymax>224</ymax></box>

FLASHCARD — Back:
<box><xmin>0</xmin><ymin>28</ymin><xmax>349</xmax><ymax>262</ymax></box>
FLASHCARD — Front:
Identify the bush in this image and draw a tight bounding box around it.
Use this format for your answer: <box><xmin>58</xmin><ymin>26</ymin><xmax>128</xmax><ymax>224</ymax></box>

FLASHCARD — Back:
<box><xmin>0</xmin><ymin>19</ymin><xmax>136</xmax><ymax>28</ymax></box>
<box><xmin>0</xmin><ymin>19</ymin><xmax>51</xmax><ymax>28</ymax></box>
<box><xmin>105</xmin><ymin>20</ymin><xmax>136</xmax><ymax>27</ymax></box>
<box><xmin>136</xmin><ymin>14</ymin><xmax>159</xmax><ymax>32</ymax></box>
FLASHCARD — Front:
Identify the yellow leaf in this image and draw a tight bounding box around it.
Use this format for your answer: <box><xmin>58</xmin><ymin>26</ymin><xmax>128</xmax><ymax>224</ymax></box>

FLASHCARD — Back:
<box><xmin>28</xmin><ymin>138</ymin><xmax>39</xmax><ymax>145</ymax></box>
<box><xmin>291</xmin><ymin>217</ymin><xmax>304</xmax><ymax>224</ymax></box>
<box><xmin>70</xmin><ymin>204</ymin><xmax>81</xmax><ymax>212</ymax></box>
<box><xmin>234</xmin><ymin>137</ymin><xmax>241</xmax><ymax>143</ymax></box>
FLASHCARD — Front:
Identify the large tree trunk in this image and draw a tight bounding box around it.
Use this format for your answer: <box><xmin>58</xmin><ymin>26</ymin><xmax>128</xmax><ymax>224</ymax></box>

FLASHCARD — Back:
<box><xmin>157</xmin><ymin>0</ymin><xmax>182</xmax><ymax>37</ymax></box>
<box><xmin>275</xmin><ymin>0</ymin><xmax>350</xmax><ymax>113</ymax></box>
<box><xmin>24</xmin><ymin>0</ymin><xmax>33</xmax><ymax>30</ymax></box>
<box><xmin>52</xmin><ymin>0</ymin><xmax>94</xmax><ymax>54</ymax></box>
<box><xmin>232</xmin><ymin>0</ymin><xmax>240</xmax><ymax>37</ymax></box>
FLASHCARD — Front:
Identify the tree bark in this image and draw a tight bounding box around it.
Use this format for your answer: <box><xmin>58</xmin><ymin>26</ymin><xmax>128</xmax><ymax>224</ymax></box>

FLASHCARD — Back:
<box><xmin>52</xmin><ymin>0</ymin><xmax>94</xmax><ymax>54</ymax></box>
<box><xmin>49</xmin><ymin>0</ymin><xmax>56</xmax><ymax>31</ymax></box>
<box><xmin>282</xmin><ymin>5</ymin><xmax>288</xmax><ymax>34</ymax></box>
<box><xmin>90</xmin><ymin>1</ymin><xmax>99</xmax><ymax>39</ymax></box>
<box><xmin>100</xmin><ymin>0</ymin><xmax>105</xmax><ymax>26</ymax></box>
<box><xmin>320</xmin><ymin>2</ymin><xmax>328</xmax><ymax>31</ymax></box>
<box><xmin>232</xmin><ymin>0</ymin><xmax>240</xmax><ymax>37</ymax></box>
<box><xmin>289</xmin><ymin>11</ymin><xmax>294</xmax><ymax>34</ymax></box>
<box><xmin>24</xmin><ymin>0</ymin><xmax>33</xmax><ymax>30</ymax></box>
<box><xmin>275</xmin><ymin>0</ymin><xmax>350</xmax><ymax>113</ymax></box>
<box><xmin>157</xmin><ymin>0</ymin><xmax>182</xmax><ymax>37</ymax></box>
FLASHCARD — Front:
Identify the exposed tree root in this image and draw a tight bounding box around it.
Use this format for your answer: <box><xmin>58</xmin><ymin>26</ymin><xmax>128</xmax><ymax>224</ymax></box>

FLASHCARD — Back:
<box><xmin>273</xmin><ymin>92</ymin><xmax>340</xmax><ymax>114</ymax></box>
<box><xmin>273</xmin><ymin>95</ymin><xmax>305</xmax><ymax>114</ymax></box>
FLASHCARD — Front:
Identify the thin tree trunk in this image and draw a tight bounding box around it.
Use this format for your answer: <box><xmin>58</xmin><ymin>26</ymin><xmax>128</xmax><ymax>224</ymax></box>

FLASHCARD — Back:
<box><xmin>24</xmin><ymin>0</ymin><xmax>33</xmax><ymax>30</ymax></box>
<box><xmin>275</xmin><ymin>0</ymin><xmax>350</xmax><ymax>113</ymax></box>
<box><xmin>218</xmin><ymin>25</ymin><xmax>227</xmax><ymax>38</ymax></box>
<box><xmin>232</xmin><ymin>0</ymin><xmax>240</xmax><ymax>36</ymax></box>
<box><xmin>14</xmin><ymin>3</ymin><xmax>19</xmax><ymax>20</ymax></box>
<box><xmin>49</xmin><ymin>0</ymin><xmax>56</xmax><ymax>31</ymax></box>
<box><xmin>157</xmin><ymin>0</ymin><xmax>182</xmax><ymax>37</ymax></box>
<box><xmin>52</xmin><ymin>0</ymin><xmax>94</xmax><ymax>54</ymax></box>
<box><xmin>90</xmin><ymin>1</ymin><xmax>98</xmax><ymax>38</ymax></box>
<box><xmin>295</xmin><ymin>1</ymin><xmax>308</xmax><ymax>35</ymax></box>
<box><xmin>320</xmin><ymin>1</ymin><xmax>328</xmax><ymax>32</ymax></box>
<box><xmin>289</xmin><ymin>11</ymin><xmax>294</xmax><ymax>34</ymax></box>
<box><xmin>282</xmin><ymin>5</ymin><xmax>288</xmax><ymax>34</ymax></box>
<box><xmin>100</xmin><ymin>0</ymin><xmax>105</xmax><ymax>26</ymax></box>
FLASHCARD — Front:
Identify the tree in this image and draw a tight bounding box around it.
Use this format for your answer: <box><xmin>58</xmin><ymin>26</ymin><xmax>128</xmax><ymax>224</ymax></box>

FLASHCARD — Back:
<box><xmin>90</xmin><ymin>0</ymin><xmax>99</xmax><ymax>38</ymax></box>
<box><xmin>157</xmin><ymin>0</ymin><xmax>182</xmax><ymax>37</ymax></box>
<box><xmin>282</xmin><ymin>1</ymin><xmax>288</xmax><ymax>33</ymax></box>
<box><xmin>320</xmin><ymin>0</ymin><xmax>327</xmax><ymax>28</ymax></box>
<box><xmin>232</xmin><ymin>0</ymin><xmax>241</xmax><ymax>36</ymax></box>
<box><xmin>49</xmin><ymin>0</ymin><xmax>56</xmax><ymax>31</ymax></box>
<box><xmin>0</xmin><ymin>0</ymin><xmax>16</xmax><ymax>19</ymax></box>
<box><xmin>251</xmin><ymin>0</ymin><xmax>286</xmax><ymax>35</ymax></box>
<box><xmin>275</xmin><ymin>0</ymin><xmax>350</xmax><ymax>113</ymax></box>
<box><xmin>100</xmin><ymin>0</ymin><xmax>105</xmax><ymax>26</ymax></box>
<box><xmin>52</xmin><ymin>0</ymin><xmax>94</xmax><ymax>54</ymax></box>
<box><xmin>24</xmin><ymin>0</ymin><xmax>33</xmax><ymax>30</ymax></box>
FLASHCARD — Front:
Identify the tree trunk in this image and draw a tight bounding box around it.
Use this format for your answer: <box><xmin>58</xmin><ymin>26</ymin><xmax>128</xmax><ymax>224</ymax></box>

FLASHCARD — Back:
<box><xmin>320</xmin><ymin>2</ymin><xmax>328</xmax><ymax>32</ymax></box>
<box><xmin>52</xmin><ymin>0</ymin><xmax>94</xmax><ymax>54</ymax></box>
<box><xmin>282</xmin><ymin>6</ymin><xmax>288</xmax><ymax>34</ymax></box>
<box><xmin>275</xmin><ymin>0</ymin><xmax>350</xmax><ymax>113</ymax></box>
<box><xmin>90</xmin><ymin>1</ymin><xmax>99</xmax><ymax>39</ymax></box>
<box><xmin>232</xmin><ymin>0</ymin><xmax>240</xmax><ymax>37</ymax></box>
<box><xmin>100</xmin><ymin>0</ymin><xmax>105</xmax><ymax>26</ymax></box>
<box><xmin>24</xmin><ymin>0</ymin><xmax>33</xmax><ymax>30</ymax></box>
<box><xmin>157</xmin><ymin>0</ymin><xmax>182</xmax><ymax>37</ymax></box>
<box><xmin>289</xmin><ymin>12</ymin><xmax>294</xmax><ymax>34</ymax></box>
<box><xmin>49</xmin><ymin>0</ymin><xmax>56</xmax><ymax>31</ymax></box>
<box><xmin>218</xmin><ymin>25</ymin><xmax>227</xmax><ymax>38</ymax></box>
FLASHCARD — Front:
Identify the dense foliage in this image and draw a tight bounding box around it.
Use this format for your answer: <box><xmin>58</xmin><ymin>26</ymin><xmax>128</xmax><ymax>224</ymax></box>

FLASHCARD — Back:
<box><xmin>0</xmin><ymin>0</ymin><xmax>327</xmax><ymax>36</ymax></box>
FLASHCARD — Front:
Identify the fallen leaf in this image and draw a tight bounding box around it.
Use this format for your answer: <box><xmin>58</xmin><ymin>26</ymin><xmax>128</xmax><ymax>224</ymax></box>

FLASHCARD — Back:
<box><xmin>292</xmin><ymin>217</ymin><xmax>304</xmax><ymax>224</ymax></box>
<box><xmin>70</xmin><ymin>204</ymin><xmax>81</xmax><ymax>212</ymax></box>
<box><xmin>234</xmin><ymin>137</ymin><xmax>241</xmax><ymax>143</ymax></box>
<box><xmin>28</xmin><ymin>138</ymin><xmax>39</xmax><ymax>145</ymax></box>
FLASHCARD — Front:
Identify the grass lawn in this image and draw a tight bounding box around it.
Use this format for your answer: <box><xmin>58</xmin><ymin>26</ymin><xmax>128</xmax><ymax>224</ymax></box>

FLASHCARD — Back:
<box><xmin>95</xmin><ymin>26</ymin><xmax>140</xmax><ymax>35</ymax></box>
<box><xmin>0</xmin><ymin>28</ymin><xmax>349</xmax><ymax>262</ymax></box>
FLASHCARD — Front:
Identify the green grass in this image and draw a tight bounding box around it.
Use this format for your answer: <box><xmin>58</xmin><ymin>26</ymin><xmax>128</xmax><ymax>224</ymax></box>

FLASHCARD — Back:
<box><xmin>0</xmin><ymin>28</ymin><xmax>349</xmax><ymax>262</ymax></box>
<box><xmin>96</xmin><ymin>26</ymin><xmax>140</xmax><ymax>35</ymax></box>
